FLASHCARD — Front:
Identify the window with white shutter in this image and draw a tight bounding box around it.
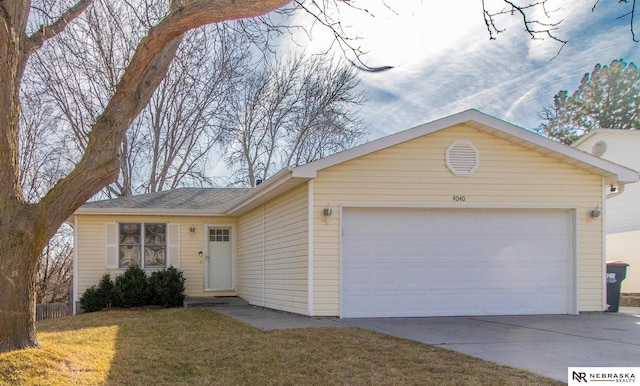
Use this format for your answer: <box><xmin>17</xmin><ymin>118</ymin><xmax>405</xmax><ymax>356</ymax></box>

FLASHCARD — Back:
<box><xmin>106</xmin><ymin>222</ymin><xmax>176</xmax><ymax>269</ymax></box>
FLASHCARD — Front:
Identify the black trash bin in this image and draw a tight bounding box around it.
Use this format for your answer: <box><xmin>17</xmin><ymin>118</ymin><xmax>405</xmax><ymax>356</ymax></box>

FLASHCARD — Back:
<box><xmin>606</xmin><ymin>261</ymin><xmax>630</xmax><ymax>312</ymax></box>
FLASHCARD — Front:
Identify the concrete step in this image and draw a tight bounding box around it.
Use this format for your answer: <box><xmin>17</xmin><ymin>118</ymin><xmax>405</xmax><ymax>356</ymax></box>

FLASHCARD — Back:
<box><xmin>183</xmin><ymin>296</ymin><xmax>249</xmax><ymax>308</ymax></box>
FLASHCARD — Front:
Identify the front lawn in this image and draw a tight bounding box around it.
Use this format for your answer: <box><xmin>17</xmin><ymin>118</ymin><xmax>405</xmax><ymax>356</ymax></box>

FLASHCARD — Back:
<box><xmin>0</xmin><ymin>308</ymin><xmax>563</xmax><ymax>385</ymax></box>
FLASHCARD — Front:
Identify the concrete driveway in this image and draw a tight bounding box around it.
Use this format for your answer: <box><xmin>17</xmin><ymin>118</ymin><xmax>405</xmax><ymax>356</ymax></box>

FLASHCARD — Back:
<box><xmin>342</xmin><ymin>308</ymin><xmax>640</xmax><ymax>382</ymax></box>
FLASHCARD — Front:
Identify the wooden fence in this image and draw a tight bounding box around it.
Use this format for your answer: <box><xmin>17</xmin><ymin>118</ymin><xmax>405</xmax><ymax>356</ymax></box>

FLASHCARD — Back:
<box><xmin>36</xmin><ymin>302</ymin><xmax>72</xmax><ymax>321</ymax></box>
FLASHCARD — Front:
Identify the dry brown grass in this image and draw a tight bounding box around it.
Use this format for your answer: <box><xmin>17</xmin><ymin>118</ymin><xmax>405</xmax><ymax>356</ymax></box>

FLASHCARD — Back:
<box><xmin>0</xmin><ymin>308</ymin><xmax>564</xmax><ymax>385</ymax></box>
<box><xmin>621</xmin><ymin>293</ymin><xmax>640</xmax><ymax>307</ymax></box>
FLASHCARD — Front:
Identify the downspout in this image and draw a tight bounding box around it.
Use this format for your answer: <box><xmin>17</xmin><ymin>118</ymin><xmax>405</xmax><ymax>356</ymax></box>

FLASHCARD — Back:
<box><xmin>307</xmin><ymin>180</ymin><xmax>314</xmax><ymax>316</ymax></box>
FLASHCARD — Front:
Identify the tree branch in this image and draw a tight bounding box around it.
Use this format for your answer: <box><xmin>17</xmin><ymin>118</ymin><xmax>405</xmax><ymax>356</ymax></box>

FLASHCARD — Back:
<box><xmin>483</xmin><ymin>0</ymin><xmax>567</xmax><ymax>58</ymax></box>
<box><xmin>38</xmin><ymin>0</ymin><xmax>292</xmax><ymax>235</ymax></box>
<box><xmin>27</xmin><ymin>0</ymin><xmax>94</xmax><ymax>55</ymax></box>
<box><xmin>595</xmin><ymin>0</ymin><xmax>638</xmax><ymax>42</ymax></box>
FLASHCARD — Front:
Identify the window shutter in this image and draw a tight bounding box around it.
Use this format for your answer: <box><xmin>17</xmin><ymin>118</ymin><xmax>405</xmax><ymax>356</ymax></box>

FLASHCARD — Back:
<box><xmin>106</xmin><ymin>223</ymin><xmax>119</xmax><ymax>269</ymax></box>
<box><xmin>167</xmin><ymin>223</ymin><xmax>180</xmax><ymax>268</ymax></box>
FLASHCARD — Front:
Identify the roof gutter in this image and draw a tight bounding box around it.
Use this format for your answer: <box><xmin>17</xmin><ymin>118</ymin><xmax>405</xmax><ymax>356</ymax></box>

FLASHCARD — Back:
<box><xmin>72</xmin><ymin>208</ymin><xmax>233</xmax><ymax>216</ymax></box>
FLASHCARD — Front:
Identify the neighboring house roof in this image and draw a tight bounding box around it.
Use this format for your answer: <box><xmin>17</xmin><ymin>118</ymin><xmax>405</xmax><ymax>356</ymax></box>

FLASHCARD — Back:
<box><xmin>571</xmin><ymin>129</ymin><xmax>640</xmax><ymax>198</ymax></box>
<box><xmin>227</xmin><ymin>109</ymin><xmax>640</xmax><ymax>215</ymax></box>
<box><xmin>572</xmin><ymin>128</ymin><xmax>640</xmax><ymax>148</ymax></box>
<box><xmin>76</xmin><ymin>188</ymin><xmax>249</xmax><ymax>216</ymax></box>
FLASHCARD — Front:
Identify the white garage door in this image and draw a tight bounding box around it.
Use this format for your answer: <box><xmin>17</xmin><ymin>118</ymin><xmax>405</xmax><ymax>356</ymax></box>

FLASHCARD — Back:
<box><xmin>342</xmin><ymin>208</ymin><xmax>573</xmax><ymax>317</ymax></box>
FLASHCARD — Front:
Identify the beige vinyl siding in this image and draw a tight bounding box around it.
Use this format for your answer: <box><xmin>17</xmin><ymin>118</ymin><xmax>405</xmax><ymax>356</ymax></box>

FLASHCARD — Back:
<box><xmin>312</xmin><ymin>124</ymin><xmax>604</xmax><ymax>315</ymax></box>
<box><xmin>574</xmin><ymin>131</ymin><xmax>640</xmax><ymax>234</ymax></box>
<box><xmin>75</xmin><ymin>215</ymin><xmax>237</xmax><ymax>304</ymax></box>
<box><xmin>236</xmin><ymin>184</ymin><xmax>308</xmax><ymax>314</ymax></box>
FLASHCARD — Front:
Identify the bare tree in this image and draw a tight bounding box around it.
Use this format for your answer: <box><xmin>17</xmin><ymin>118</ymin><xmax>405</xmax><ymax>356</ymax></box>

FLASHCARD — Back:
<box><xmin>224</xmin><ymin>53</ymin><xmax>365</xmax><ymax>187</ymax></box>
<box><xmin>225</xmin><ymin>54</ymin><xmax>301</xmax><ymax>187</ymax></box>
<box><xmin>35</xmin><ymin>225</ymin><xmax>73</xmax><ymax>304</ymax></box>
<box><xmin>27</xmin><ymin>2</ymin><xmax>250</xmax><ymax>198</ymax></box>
<box><xmin>139</xmin><ymin>26</ymin><xmax>250</xmax><ymax>194</ymax></box>
<box><xmin>18</xmin><ymin>91</ymin><xmax>69</xmax><ymax>203</ymax></box>
<box><xmin>19</xmin><ymin>86</ymin><xmax>75</xmax><ymax>306</ymax></box>
<box><xmin>283</xmin><ymin>54</ymin><xmax>365</xmax><ymax>167</ymax></box>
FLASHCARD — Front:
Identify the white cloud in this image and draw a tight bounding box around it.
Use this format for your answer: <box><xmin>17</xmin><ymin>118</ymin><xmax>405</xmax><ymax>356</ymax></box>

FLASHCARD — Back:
<box><xmin>349</xmin><ymin>0</ymin><xmax>640</xmax><ymax>138</ymax></box>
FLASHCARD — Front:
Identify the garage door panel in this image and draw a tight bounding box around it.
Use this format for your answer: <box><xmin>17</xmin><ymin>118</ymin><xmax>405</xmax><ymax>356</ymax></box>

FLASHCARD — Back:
<box><xmin>483</xmin><ymin>261</ymin><xmax>567</xmax><ymax>287</ymax></box>
<box><xmin>480</xmin><ymin>288</ymin><xmax>569</xmax><ymax>315</ymax></box>
<box><xmin>341</xmin><ymin>208</ymin><xmax>573</xmax><ymax>317</ymax></box>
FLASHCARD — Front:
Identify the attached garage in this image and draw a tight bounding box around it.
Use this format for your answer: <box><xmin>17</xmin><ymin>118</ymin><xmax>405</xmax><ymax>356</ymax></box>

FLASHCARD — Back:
<box><xmin>341</xmin><ymin>207</ymin><xmax>575</xmax><ymax>317</ymax></box>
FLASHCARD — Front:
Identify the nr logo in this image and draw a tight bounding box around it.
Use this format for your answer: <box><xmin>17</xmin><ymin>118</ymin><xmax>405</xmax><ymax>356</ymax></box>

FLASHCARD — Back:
<box><xmin>573</xmin><ymin>371</ymin><xmax>588</xmax><ymax>382</ymax></box>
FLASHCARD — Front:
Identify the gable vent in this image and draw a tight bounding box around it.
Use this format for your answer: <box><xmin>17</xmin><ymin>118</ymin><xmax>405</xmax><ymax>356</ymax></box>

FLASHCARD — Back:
<box><xmin>446</xmin><ymin>140</ymin><xmax>479</xmax><ymax>176</ymax></box>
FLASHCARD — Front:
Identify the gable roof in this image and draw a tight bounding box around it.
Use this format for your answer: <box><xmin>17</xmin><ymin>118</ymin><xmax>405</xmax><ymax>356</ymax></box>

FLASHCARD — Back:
<box><xmin>76</xmin><ymin>188</ymin><xmax>249</xmax><ymax>216</ymax></box>
<box><xmin>226</xmin><ymin>109</ymin><xmax>640</xmax><ymax>215</ymax></box>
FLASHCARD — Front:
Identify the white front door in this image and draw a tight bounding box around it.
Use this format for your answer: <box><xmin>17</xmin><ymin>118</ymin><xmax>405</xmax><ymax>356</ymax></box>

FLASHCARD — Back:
<box><xmin>207</xmin><ymin>227</ymin><xmax>233</xmax><ymax>290</ymax></box>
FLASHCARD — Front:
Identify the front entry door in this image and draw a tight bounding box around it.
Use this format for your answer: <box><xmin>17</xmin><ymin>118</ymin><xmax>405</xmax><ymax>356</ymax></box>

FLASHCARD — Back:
<box><xmin>207</xmin><ymin>227</ymin><xmax>233</xmax><ymax>290</ymax></box>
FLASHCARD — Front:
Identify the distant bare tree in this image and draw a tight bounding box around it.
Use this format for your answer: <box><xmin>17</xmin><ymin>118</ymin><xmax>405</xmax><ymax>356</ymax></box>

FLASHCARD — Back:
<box><xmin>18</xmin><ymin>92</ymin><xmax>69</xmax><ymax>203</ymax></box>
<box><xmin>136</xmin><ymin>26</ymin><xmax>250</xmax><ymax>194</ymax></box>
<box><xmin>19</xmin><ymin>86</ymin><xmax>74</xmax><ymax>306</ymax></box>
<box><xmin>35</xmin><ymin>225</ymin><xmax>73</xmax><ymax>304</ymax></box>
<box><xmin>224</xmin><ymin>53</ymin><xmax>366</xmax><ymax>187</ymax></box>
<box><xmin>28</xmin><ymin>1</ymin><xmax>250</xmax><ymax>197</ymax></box>
<box><xmin>283</xmin><ymin>55</ymin><xmax>365</xmax><ymax>166</ymax></box>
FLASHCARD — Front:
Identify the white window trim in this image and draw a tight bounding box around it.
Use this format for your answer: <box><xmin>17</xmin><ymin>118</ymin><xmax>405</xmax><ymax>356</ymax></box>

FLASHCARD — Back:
<box><xmin>105</xmin><ymin>221</ymin><xmax>180</xmax><ymax>271</ymax></box>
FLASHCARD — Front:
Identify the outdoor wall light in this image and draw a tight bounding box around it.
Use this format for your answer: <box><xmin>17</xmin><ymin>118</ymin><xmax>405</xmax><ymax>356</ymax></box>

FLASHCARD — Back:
<box><xmin>189</xmin><ymin>226</ymin><xmax>196</xmax><ymax>234</ymax></box>
<box><xmin>591</xmin><ymin>205</ymin><xmax>601</xmax><ymax>218</ymax></box>
<box><xmin>323</xmin><ymin>208</ymin><xmax>332</xmax><ymax>217</ymax></box>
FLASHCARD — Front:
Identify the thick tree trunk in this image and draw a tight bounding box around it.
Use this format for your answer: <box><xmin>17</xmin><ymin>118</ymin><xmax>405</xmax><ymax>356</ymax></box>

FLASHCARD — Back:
<box><xmin>0</xmin><ymin>209</ymin><xmax>46</xmax><ymax>351</ymax></box>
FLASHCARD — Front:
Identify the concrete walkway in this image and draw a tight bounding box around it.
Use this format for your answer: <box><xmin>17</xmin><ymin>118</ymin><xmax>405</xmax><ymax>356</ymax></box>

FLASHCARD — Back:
<box><xmin>212</xmin><ymin>305</ymin><xmax>640</xmax><ymax>382</ymax></box>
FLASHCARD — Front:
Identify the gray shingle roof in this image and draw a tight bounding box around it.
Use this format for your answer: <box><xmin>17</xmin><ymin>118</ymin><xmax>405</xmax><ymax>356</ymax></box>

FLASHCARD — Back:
<box><xmin>80</xmin><ymin>188</ymin><xmax>249</xmax><ymax>214</ymax></box>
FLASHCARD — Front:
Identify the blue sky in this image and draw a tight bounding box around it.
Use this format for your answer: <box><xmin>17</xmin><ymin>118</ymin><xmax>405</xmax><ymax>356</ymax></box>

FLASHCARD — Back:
<box><xmin>300</xmin><ymin>0</ymin><xmax>640</xmax><ymax>139</ymax></box>
<box><xmin>212</xmin><ymin>1</ymin><xmax>640</xmax><ymax>179</ymax></box>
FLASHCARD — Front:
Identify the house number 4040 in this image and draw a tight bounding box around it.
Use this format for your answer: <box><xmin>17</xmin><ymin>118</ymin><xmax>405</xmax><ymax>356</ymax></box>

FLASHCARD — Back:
<box><xmin>452</xmin><ymin>195</ymin><xmax>466</xmax><ymax>202</ymax></box>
